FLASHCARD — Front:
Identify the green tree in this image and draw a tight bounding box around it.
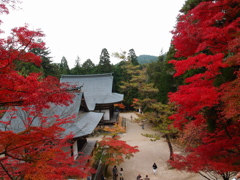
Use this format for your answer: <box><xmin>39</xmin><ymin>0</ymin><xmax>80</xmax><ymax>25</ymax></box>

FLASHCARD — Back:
<box><xmin>31</xmin><ymin>48</ymin><xmax>61</xmax><ymax>78</ymax></box>
<box><xmin>112</xmin><ymin>51</ymin><xmax>141</xmax><ymax>110</ymax></box>
<box><xmin>180</xmin><ymin>0</ymin><xmax>209</xmax><ymax>14</ymax></box>
<box><xmin>127</xmin><ymin>66</ymin><xmax>178</xmax><ymax>161</ymax></box>
<box><xmin>140</xmin><ymin>102</ymin><xmax>178</xmax><ymax>161</ymax></box>
<box><xmin>59</xmin><ymin>56</ymin><xmax>70</xmax><ymax>75</ymax></box>
<box><xmin>15</xmin><ymin>60</ymin><xmax>44</xmax><ymax>77</ymax></box>
<box><xmin>128</xmin><ymin>67</ymin><xmax>158</xmax><ymax>112</ymax></box>
<box><xmin>146</xmin><ymin>45</ymin><xmax>183</xmax><ymax>104</ymax></box>
<box><xmin>112</xmin><ymin>60</ymin><xmax>127</xmax><ymax>93</ymax></box>
<box><xmin>14</xmin><ymin>48</ymin><xmax>45</xmax><ymax>77</ymax></box>
<box><xmin>120</xmin><ymin>61</ymin><xmax>141</xmax><ymax>110</ymax></box>
<box><xmin>15</xmin><ymin>47</ymin><xmax>62</xmax><ymax>78</ymax></box>
<box><xmin>71</xmin><ymin>56</ymin><xmax>82</xmax><ymax>75</ymax></box>
<box><xmin>128</xmin><ymin>49</ymin><xmax>139</xmax><ymax>65</ymax></box>
<box><xmin>81</xmin><ymin>59</ymin><xmax>96</xmax><ymax>74</ymax></box>
<box><xmin>96</xmin><ymin>48</ymin><xmax>112</xmax><ymax>73</ymax></box>
<box><xmin>114</xmin><ymin>50</ymin><xmax>179</xmax><ymax>162</ymax></box>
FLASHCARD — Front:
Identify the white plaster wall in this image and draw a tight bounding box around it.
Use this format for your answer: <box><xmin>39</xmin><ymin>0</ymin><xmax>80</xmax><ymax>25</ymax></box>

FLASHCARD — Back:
<box><xmin>102</xmin><ymin>109</ymin><xmax>110</xmax><ymax>120</ymax></box>
<box><xmin>73</xmin><ymin>140</ymin><xmax>78</xmax><ymax>160</ymax></box>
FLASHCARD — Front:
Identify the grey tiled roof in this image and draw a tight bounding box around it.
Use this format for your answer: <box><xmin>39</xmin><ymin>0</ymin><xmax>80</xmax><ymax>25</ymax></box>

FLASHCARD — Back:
<box><xmin>64</xmin><ymin>112</ymin><xmax>103</xmax><ymax>137</ymax></box>
<box><xmin>61</xmin><ymin>74</ymin><xmax>113</xmax><ymax>95</ymax></box>
<box><xmin>60</xmin><ymin>74</ymin><xmax>124</xmax><ymax>110</ymax></box>
<box><xmin>0</xmin><ymin>93</ymin><xmax>103</xmax><ymax>138</ymax></box>
<box><xmin>85</xmin><ymin>93</ymin><xmax>124</xmax><ymax>110</ymax></box>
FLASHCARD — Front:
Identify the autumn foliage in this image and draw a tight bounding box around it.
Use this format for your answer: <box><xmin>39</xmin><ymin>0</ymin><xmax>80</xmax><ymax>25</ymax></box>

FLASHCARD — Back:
<box><xmin>96</xmin><ymin>135</ymin><xmax>139</xmax><ymax>165</ymax></box>
<box><xmin>168</xmin><ymin>0</ymin><xmax>240</xmax><ymax>179</ymax></box>
<box><xmin>95</xmin><ymin>124</ymin><xmax>139</xmax><ymax>166</ymax></box>
<box><xmin>0</xmin><ymin>24</ymin><xmax>74</xmax><ymax>110</ymax></box>
<box><xmin>0</xmin><ymin>1</ymin><xmax>92</xmax><ymax>179</ymax></box>
<box><xmin>0</xmin><ymin>109</ymin><xmax>92</xmax><ymax>179</ymax></box>
<box><xmin>103</xmin><ymin>123</ymin><xmax>126</xmax><ymax>136</ymax></box>
<box><xmin>114</xmin><ymin>103</ymin><xmax>126</xmax><ymax>110</ymax></box>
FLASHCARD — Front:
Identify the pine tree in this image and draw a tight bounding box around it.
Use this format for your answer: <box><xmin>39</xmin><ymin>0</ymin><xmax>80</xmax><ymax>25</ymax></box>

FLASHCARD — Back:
<box><xmin>71</xmin><ymin>56</ymin><xmax>82</xmax><ymax>75</ymax></box>
<box><xmin>127</xmin><ymin>49</ymin><xmax>139</xmax><ymax>65</ymax></box>
<box><xmin>96</xmin><ymin>48</ymin><xmax>112</xmax><ymax>73</ymax></box>
<box><xmin>81</xmin><ymin>59</ymin><xmax>96</xmax><ymax>74</ymax></box>
<box><xmin>31</xmin><ymin>48</ymin><xmax>61</xmax><ymax>78</ymax></box>
<box><xmin>60</xmin><ymin>56</ymin><xmax>70</xmax><ymax>75</ymax></box>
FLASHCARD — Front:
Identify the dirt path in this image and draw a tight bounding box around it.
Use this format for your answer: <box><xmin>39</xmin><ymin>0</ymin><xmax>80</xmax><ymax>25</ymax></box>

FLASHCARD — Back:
<box><xmin>107</xmin><ymin>112</ymin><xmax>205</xmax><ymax>180</ymax></box>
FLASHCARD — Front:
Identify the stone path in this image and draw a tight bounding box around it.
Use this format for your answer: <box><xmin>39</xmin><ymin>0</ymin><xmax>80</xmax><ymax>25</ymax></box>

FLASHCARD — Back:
<box><xmin>91</xmin><ymin>112</ymin><xmax>205</xmax><ymax>180</ymax></box>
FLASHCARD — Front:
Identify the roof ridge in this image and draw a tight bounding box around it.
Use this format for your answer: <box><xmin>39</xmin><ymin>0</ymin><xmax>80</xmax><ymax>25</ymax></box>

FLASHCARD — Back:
<box><xmin>61</xmin><ymin>73</ymin><xmax>112</xmax><ymax>78</ymax></box>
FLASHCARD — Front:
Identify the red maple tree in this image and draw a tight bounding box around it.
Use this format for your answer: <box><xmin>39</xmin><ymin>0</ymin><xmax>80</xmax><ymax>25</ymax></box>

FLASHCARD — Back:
<box><xmin>95</xmin><ymin>124</ymin><xmax>139</xmax><ymax>166</ymax></box>
<box><xmin>96</xmin><ymin>135</ymin><xmax>139</xmax><ymax>165</ymax></box>
<box><xmin>168</xmin><ymin>0</ymin><xmax>240</xmax><ymax>179</ymax></box>
<box><xmin>0</xmin><ymin>108</ymin><xmax>93</xmax><ymax>179</ymax></box>
<box><xmin>0</xmin><ymin>1</ymin><xmax>93</xmax><ymax>179</ymax></box>
<box><xmin>0</xmin><ymin>2</ymin><xmax>74</xmax><ymax>110</ymax></box>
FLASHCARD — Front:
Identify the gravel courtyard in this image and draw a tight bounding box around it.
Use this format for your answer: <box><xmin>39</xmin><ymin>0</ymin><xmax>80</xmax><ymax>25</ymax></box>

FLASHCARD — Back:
<box><xmin>106</xmin><ymin>112</ymin><xmax>205</xmax><ymax>180</ymax></box>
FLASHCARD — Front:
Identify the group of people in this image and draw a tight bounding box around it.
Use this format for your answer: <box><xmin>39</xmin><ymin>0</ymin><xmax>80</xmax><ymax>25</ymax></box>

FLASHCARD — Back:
<box><xmin>112</xmin><ymin>163</ymin><xmax>157</xmax><ymax>180</ymax></box>
<box><xmin>136</xmin><ymin>163</ymin><xmax>158</xmax><ymax>180</ymax></box>
<box><xmin>136</xmin><ymin>174</ymin><xmax>150</xmax><ymax>180</ymax></box>
<box><xmin>112</xmin><ymin>166</ymin><xmax>124</xmax><ymax>180</ymax></box>
<box><xmin>137</xmin><ymin>163</ymin><xmax>157</xmax><ymax>180</ymax></box>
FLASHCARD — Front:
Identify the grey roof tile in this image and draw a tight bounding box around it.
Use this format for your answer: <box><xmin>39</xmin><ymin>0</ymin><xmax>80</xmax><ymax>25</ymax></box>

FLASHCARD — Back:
<box><xmin>60</xmin><ymin>74</ymin><xmax>124</xmax><ymax>110</ymax></box>
<box><xmin>0</xmin><ymin>93</ymin><xmax>103</xmax><ymax>138</ymax></box>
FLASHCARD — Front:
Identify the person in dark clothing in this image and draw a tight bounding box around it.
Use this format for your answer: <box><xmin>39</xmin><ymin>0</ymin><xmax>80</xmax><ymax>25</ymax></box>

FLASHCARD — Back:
<box><xmin>152</xmin><ymin>163</ymin><xmax>157</xmax><ymax>175</ymax></box>
<box><xmin>144</xmin><ymin>175</ymin><xmax>150</xmax><ymax>180</ymax></box>
<box><xmin>101</xmin><ymin>173</ymin><xmax>106</xmax><ymax>180</ymax></box>
<box><xmin>112</xmin><ymin>166</ymin><xmax>118</xmax><ymax>180</ymax></box>
<box><xmin>137</xmin><ymin>174</ymin><xmax>141</xmax><ymax>180</ymax></box>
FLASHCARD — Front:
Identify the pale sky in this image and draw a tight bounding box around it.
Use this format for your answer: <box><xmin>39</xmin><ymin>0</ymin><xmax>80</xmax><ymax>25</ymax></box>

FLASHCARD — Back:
<box><xmin>1</xmin><ymin>0</ymin><xmax>185</xmax><ymax>68</ymax></box>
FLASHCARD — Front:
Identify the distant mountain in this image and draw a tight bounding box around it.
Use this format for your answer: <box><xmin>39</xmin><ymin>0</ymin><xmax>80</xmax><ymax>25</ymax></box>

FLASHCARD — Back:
<box><xmin>137</xmin><ymin>55</ymin><xmax>158</xmax><ymax>64</ymax></box>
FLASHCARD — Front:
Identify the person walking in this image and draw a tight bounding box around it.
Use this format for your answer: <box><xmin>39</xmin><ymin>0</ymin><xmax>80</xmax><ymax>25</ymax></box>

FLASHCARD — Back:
<box><xmin>137</xmin><ymin>174</ymin><xmax>141</xmax><ymax>180</ymax></box>
<box><xmin>144</xmin><ymin>175</ymin><xmax>150</xmax><ymax>180</ymax></box>
<box><xmin>101</xmin><ymin>173</ymin><xmax>106</xmax><ymax>180</ymax></box>
<box><xmin>152</xmin><ymin>163</ymin><xmax>157</xmax><ymax>175</ymax></box>
<box><xmin>119</xmin><ymin>167</ymin><xmax>124</xmax><ymax>180</ymax></box>
<box><xmin>141</xmin><ymin>121</ymin><xmax>145</xmax><ymax>129</ymax></box>
<box><xmin>112</xmin><ymin>166</ymin><xmax>118</xmax><ymax>180</ymax></box>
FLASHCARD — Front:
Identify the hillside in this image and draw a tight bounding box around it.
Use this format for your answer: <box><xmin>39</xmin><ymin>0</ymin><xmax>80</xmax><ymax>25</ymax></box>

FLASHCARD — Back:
<box><xmin>137</xmin><ymin>55</ymin><xmax>158</xmax><ymax>64</ymax></box>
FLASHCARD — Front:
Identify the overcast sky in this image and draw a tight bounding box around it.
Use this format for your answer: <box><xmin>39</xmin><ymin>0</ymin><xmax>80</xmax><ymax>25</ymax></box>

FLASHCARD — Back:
<box><xmin>1</xmin><ymin>0</ymin><xmax>185</xmax><ymax>68</ymax></box>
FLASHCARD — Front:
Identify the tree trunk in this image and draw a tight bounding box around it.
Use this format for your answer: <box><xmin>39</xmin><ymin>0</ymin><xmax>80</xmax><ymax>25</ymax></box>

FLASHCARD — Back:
<box><xmin>165</xmin><ymin>134</ymin><xmax>174</xmax><ymax>161</ymax></box>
